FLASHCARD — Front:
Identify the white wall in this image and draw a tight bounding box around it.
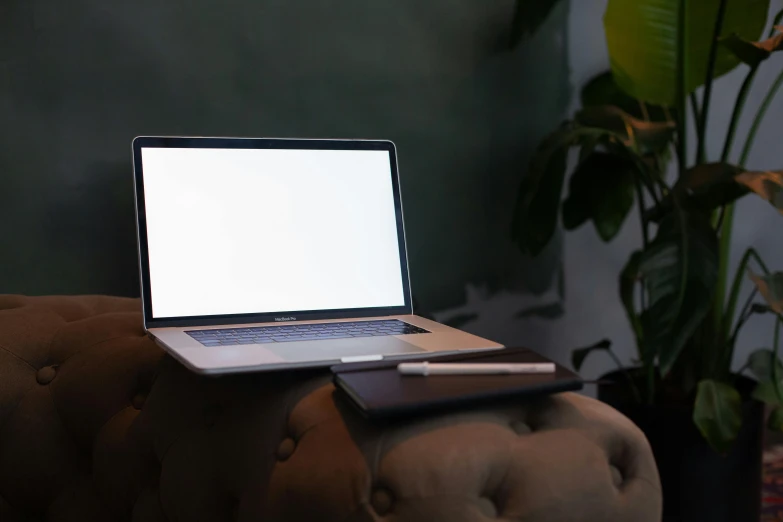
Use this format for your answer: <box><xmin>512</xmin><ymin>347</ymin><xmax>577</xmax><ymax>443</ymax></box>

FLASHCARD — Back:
<box><xmin>436</xmin><ymin>0</ymin><xmax>783</xmax><ymax>386</ymax></box>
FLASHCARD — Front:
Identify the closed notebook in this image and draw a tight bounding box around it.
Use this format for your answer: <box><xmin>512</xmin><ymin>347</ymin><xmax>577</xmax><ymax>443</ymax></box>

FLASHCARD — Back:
<box><xmin>331</xmin><ymin>347</ymin><xmax>583</xmax><ymax>419</ymax></box>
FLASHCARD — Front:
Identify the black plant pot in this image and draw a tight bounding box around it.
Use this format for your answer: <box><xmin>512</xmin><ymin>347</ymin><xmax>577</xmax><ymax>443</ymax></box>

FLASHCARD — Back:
<box><xmin>599</xmin><ymin>372</ymin><xmax>764</xmax><ymax>522</ymax></box>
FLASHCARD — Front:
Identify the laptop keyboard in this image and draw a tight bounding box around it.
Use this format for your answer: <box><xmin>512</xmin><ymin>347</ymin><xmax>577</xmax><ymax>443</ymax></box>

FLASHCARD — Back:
<box><xmin>186</xmin><ymin>320</ymin><xmax>429</xmax><ymax>347</ymax></box>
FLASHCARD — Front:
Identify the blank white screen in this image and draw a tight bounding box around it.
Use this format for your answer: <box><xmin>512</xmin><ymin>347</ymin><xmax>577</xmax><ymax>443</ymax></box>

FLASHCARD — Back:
<box><xmin>141</xmin><ymin>146</ymin><xmax>406</xmax><ymax>318</ymax></box>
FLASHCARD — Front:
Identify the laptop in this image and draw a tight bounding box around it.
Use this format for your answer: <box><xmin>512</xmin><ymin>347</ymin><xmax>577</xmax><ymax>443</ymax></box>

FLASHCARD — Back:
<box><xmin>132</xmin><ymin>136</ymin><xmax>503</xmax><ymax>374</ymax></box>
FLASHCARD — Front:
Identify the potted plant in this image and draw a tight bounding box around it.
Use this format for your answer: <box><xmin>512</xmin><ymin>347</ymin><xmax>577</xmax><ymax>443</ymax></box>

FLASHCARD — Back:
<box><xmin>510</xmin><ymin>1</ymin><xmax>783</xmax><ymax>520</ymax></box>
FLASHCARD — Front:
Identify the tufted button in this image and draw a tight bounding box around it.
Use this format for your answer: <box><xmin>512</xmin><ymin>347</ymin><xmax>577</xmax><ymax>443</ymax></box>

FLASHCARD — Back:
<box><xmin>276</xmin><ymin>438</ymin><xmax>296</xmax><ymax>462</ymax></box>
<box><xmin>370</xmin><ymin>487</ymin><xmax>395</xmax><ymax>515</ymax></box>
<box><xmin>510</xmin><ymin>420</ymin><xmax>532</xmax><ymax>435</ymax></box>
<box><xmin>610</xmin><ymin>464</ymin><xmax>624</xmax><ymax>488</ymax></box>
<box><xmin>36</xmin><ymin>366</ymin><xmax>57</xmax><ymax>385</ymax></box>
<box><xmin>131</xmin><ymin>393</ymin><xmax>146</xmax><ymax>410</ymax></box>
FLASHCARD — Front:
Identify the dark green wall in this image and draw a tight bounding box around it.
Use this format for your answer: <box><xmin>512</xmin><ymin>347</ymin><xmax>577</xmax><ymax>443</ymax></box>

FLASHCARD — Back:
<box><xmin>0</xmin><ymin>0</ymin><xmax>570</xmax><ymax>312</ymax></box>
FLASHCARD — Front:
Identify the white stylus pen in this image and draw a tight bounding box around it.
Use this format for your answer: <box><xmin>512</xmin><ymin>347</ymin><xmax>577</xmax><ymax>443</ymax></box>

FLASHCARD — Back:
<box><xmin>397</xmin><ymin>362</ymin><xmax>556</xmax><ymax>376</ymax></box>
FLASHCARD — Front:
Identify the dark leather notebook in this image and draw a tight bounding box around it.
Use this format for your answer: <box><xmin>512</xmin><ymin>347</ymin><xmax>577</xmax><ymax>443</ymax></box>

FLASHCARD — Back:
<box><xmin>331</xmin><ymin>347</ymin><xmax>583</xmax><ymax>419</ymax></box>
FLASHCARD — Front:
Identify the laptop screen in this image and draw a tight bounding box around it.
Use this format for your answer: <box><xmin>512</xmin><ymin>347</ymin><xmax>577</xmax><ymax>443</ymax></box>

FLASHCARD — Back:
<box><xmin>138</xmin><ymin>143</ymin><xmax>408</xmax><ymax>320</ymax></box>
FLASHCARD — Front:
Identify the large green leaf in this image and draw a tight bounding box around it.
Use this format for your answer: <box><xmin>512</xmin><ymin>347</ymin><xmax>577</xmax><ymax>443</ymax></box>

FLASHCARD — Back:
<box><xmin>746</xmin><ymin>347</ymin><xmax>783</xmax><ymax>417</ymax></box>
<box><xmin>646</xmin><ymin>163</ymin><xmax>765</xmax><ymax>222</ymax></box>
<box><xmin>577</xmin><ymin>133</ymin><xmax>601</xmax><ymax>165</ymax></box>
<box><xmin>685</xmin><ymin>162</ymin><xmax>741</xmax><ymax>189</ymax></box>
<box><xmin>513</xmin><ymin>125</ymin><xmax>618</xmax><ymax>256</ymax></box>
<box><xmin>750</xmin><ymin>272</ymin><xmax>783</xmax><ymax>315</ymax></box>
<box><xmin>721</xmin><ymin>26</ymin><xmax>783</xmax><ymax>67</ymax></box>
<box><xmin>562</xmin><ymin>152</ymin><xmax>637</xmax><ymax>241</ymax></box>
<box><xmin>604</xmin><ymin>0</ymin><xmax>771</xmax><ymax>106</ymax></box>
<box><xmin>620</xmin><ymin>251</ymin><xmax>644</xmax><ymax>348</ymax></box>
<box><xmin>735</xmin><ymin>170</ymin><xmax>783</xmax><ymax>214</ymax></box>
<box><xmin>683</xmin><ymin>162</ymin><xmax>749</xmax><ymax>210</ymax></box>
<box><xmin>512</xmin><ymin>126</ymin><xmax>571</xmax><ymax>257</ymax></box>
<box><xmin>747</xmin><ymin>348</ymin><xmax>783</xmax><ymax>381</ymax></box>
<box><xmin>647</xmin><ymin>164</ymin><xmax>739</xmax><ymax>222</ymax></box>
<box><xmin>752</xmin><ymin>379</ymin><xmax>783</xmax><ymax>404</ymax></box>
<box><xmin>769</xmin><ymin>405</ymin><xmax>783</xmax><ymax>431</ymax></box>
<box><xmin>576</xmin><ymin>106</ymin><xmax>676</xmax><ymax>155</ymax></box>
<box><xmin>509</xmin><ymin>0</ymin><xmax>565</xmax><ymax>48</ymax></box>
<box><xmin>580</xmin><ymin>71</ymin><xmax>670</xmax><ymax>122</ymax></box>
<box><xmin>639</xmin><ymin>210</ymin><xmax>719</xmax><ymax>375</ymax></box>
<box><xmin>562</xmin><ymin>162</ymin><xmax>592</xmax><ymax>232</ymax></box>
<box><xmin>693</xmin><ymin>379</ymin><xmax>743</xmax><ymax>453</ymax></box>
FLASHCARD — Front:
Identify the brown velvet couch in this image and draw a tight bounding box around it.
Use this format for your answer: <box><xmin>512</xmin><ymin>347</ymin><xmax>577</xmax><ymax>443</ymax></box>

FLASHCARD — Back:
<box><xmin>0</xmin><ymin>295</ymin><xmax>662</xmax><ymax>521</ymax></box>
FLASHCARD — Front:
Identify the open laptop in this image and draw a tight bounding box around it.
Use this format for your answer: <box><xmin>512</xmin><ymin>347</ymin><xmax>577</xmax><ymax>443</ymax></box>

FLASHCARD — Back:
<box><xmin>132</xmin><ymin>137</ymin><xmax>503</xmax><ymax>374</ymax></box>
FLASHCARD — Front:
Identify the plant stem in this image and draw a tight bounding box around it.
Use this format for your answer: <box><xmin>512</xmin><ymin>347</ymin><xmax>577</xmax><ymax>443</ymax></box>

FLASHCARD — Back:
<box><xmin>713</xmin><ymin>65</ymin><xmax>760</xmax><ymax>341</ymax></box>
<box><xmin>634</xmin><ymin>178</ymin><xmax>649</xmax><ymax>365</ymax></box>
<box><xmin>774</xmin><ymin>316</ymin><xmax>783</xmax><ymax>402</ymax></box>
<box><xmin>646</xmin><ymin>361</ymin><xmax>655</xmax><ymax>405</ymax></box>
<box><xmin>675</xmin><ymin>0</ymin><xmax>689</xmax><ymax>181</ymax></box>
<box><xmin>728</xmin><ymin>288</ymin><xmax>759</xmax><ymax>349</ymax></box>
<box><xmin>611</xmin><ymin>138</ymin><xmax>663</xmax><ymax>206</ymax></box>
<box><xmin>714</xmin><ymin>206</ymin><xmax>725</xmax><ymax>230</ymax></box>
<box><xmin>656</xmin><ymin>0</ymin><xmax>690</xmax><ymax>405</ymax></box>
<box><xmin>696</xmin><ymin>0</ymin><xmax>729</xmax><ymax>164</ymax></box>
<box><xmin>635</xmin><ymin>179</ymin><xmax>650</xmax><ymax>248</ymax></box>
<box><xmin>738</xmin><ymin>67</ymin><xmax>783</xmax><ymax>166</ymax></box>
<box><xmin>639</xmin><ymin>100</ymin><xmax>651</xmax><ymax>121</ymax></box>
<box><xmin>714</xmin><ymin>65</ymin><xmax>783</xmax><ymax>380</ymax></box>
<box><xmin>690</xmin><ymin>92</ymin><xmax>701</xmax><ymax>124</ymax></box>
<box><xmin>605</xmin><ymin>349</ymin><xmax>643</xmax><ymax>403</ymax></box>
<box><xmin>720</xmin><ymin>66</ymin><xmax>759</xmax><ymax>163</ymax></box>
<box><xmin>663</xmin><ymin>106</ymin><xmax>674</xmax><ymax>123</ymax></box>
<box><xmin>724</xmin><ymin>247</ymin><xmax>770</xmax><ymax>344</ymax></box>
<box><xmin>675</xmin><ymin>116</ymin><xmax>688</xmax><ymax>180</ymax></box>
<box><xmin>716</xmin><ymin>203</ymin><xmax>736</xmax><ymax>319</ymax></box>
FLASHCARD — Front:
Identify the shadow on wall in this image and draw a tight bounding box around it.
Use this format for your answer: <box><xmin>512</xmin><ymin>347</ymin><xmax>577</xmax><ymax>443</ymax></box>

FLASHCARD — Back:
<box><xmin>0</xmin><ymin>0</ymin><xmax>571</xmax><ymax>313</ymax></box>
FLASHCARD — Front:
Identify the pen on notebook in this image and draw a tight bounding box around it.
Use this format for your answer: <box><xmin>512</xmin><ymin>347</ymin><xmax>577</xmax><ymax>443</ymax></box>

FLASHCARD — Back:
<box><xmin>397</xmin><ymin>362</ymin><xmax>556</xmax><ymax>376</ymax></box>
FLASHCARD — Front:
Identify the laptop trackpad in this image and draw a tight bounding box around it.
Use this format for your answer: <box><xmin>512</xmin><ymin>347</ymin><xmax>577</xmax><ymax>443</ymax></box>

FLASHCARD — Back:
<box><xmin>265</xmin><ymin>336</ymin><xmax>425</xmax><ymax>363</ymax></box>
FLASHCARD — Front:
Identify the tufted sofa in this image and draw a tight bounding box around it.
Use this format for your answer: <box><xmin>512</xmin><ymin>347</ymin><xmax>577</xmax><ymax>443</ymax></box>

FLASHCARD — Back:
<box><xmin>0</xmin><ymin>295</ymin><xmax>662</xmax><ymax>521</ymax></box>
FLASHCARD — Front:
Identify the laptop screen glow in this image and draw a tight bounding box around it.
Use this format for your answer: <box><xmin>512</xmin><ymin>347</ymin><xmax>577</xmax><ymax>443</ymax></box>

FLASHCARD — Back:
<box><xmin>140</xmin><ymin>147</ymin><xmax>406</xmax><ymax>319</ymax></box>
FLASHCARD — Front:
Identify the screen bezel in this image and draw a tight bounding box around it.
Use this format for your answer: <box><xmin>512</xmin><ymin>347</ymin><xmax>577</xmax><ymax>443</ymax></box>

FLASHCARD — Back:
<box><xmin>132</xmin><ymin>136</ymin><xmax>413</xmax><ymax>329</ymax></box>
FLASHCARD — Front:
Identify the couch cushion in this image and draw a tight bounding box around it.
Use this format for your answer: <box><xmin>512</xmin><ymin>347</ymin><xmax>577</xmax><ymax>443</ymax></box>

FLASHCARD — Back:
<box><xmin>0</xmin><ymin>295</ymin><xmax>163</xmax><ymax>520</ymax></box>
<box><xmin>0</xmin><ymin>295</ymin><xmax>661</xmax><ymax>521</ymax></box>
